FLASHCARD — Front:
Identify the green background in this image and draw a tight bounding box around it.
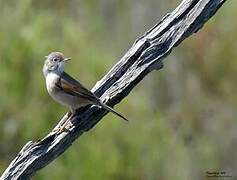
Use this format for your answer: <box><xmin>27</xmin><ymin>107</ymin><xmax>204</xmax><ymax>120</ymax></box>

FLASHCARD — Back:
<box><xmin>0</xmin><ymin>0</ymin><xmax>236</xmax><ymax>179</ymax></box>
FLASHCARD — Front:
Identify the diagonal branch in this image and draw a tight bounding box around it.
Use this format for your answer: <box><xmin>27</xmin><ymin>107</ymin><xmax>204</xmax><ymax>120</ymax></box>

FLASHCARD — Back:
<box><xmin>1</xmin><ymin>0</ymin><xmax>226</xmax><ymax>179</ymax></box>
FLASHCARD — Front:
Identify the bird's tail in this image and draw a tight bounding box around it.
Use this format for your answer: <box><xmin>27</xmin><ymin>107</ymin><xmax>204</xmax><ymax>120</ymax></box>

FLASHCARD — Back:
<box><xmin>99</xmin><ymin>102</ymin><xmax>128</xmax><ymax>122</ymax></box>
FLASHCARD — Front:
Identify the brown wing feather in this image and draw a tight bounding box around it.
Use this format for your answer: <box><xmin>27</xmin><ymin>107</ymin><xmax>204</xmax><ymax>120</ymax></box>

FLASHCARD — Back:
<box><xmin>56</xmin><ymin>72</ymin><xmax>128</xmax><ymax>121</ymax></box>
<box><xmin>56</xmin><ymin>72</ymin><xmax>99</xmax><ymax>103</ymax></box>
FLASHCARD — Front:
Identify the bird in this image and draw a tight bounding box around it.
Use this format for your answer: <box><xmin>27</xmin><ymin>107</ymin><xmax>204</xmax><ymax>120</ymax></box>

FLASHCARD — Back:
<box><xmin>43</xmin><ymin>52</ymin><xmax>128</xmax><ymax>132</ymax></box>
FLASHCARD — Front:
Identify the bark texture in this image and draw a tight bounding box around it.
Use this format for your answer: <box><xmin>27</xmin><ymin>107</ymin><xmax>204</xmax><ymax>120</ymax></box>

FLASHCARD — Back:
<box><xmin>0</xmin><ymin>0</ymin><xmax>226</xmax><ymax>179</ymax></box>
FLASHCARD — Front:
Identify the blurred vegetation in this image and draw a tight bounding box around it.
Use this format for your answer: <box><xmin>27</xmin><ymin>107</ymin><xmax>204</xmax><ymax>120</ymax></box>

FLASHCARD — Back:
<box><xmin>0</xmin><ymin>0</ymin><xmax>236</xmax><ymax>179</ymax></box>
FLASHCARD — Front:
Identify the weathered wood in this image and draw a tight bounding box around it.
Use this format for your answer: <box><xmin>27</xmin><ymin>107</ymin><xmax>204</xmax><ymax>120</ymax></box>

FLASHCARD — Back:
<box><xmin>0</xmin><ymin>0</ymin><xmax>226</xmax><ymax>179</ymax></box>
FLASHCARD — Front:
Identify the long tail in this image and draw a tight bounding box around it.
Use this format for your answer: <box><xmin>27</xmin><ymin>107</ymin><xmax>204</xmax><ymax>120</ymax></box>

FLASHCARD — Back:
<box><xmin>99</xmin><ymin>102</ymin><xmax>128</xmax><ymax>122</ymax></box>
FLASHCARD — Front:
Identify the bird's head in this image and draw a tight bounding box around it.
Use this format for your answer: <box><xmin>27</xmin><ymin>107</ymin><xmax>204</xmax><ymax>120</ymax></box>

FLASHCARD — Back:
<box><xmin>43</xmin><ymin>52</ymin><xmax>70</xmax><ymax>76</ymax></box>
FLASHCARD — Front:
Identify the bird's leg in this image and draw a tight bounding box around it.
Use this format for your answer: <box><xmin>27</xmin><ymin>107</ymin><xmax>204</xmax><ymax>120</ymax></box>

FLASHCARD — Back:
<box><xmin>52</xmin><ymin>112</ymin><xmax>70</xmax><ymax>133</ymax></box>
<box><xmin>54</xmin><ymin>110</ymin><xmax>76</xmax><ymax>134</ymax></box>
<box><xmin>59</xmin><ymin>110</ymin><xmax>76</xmax><ymax>133</ymax></box>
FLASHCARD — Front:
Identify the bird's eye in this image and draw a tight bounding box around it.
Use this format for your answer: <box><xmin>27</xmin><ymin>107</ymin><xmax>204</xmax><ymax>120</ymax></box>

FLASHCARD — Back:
<box><xmin>53</xmin><ymin>58</ymin><xmax>58</xmax><ymax>62</ymax></box>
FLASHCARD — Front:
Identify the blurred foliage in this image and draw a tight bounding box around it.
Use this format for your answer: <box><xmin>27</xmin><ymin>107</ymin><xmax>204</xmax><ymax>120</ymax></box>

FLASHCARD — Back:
<box><xmin>0</xmin><ymin>0</ymin><xmax>236</xmax><ymax>179</ymax></box>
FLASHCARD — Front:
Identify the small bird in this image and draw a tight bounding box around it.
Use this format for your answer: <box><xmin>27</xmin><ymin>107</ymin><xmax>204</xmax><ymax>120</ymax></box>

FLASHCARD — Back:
<box><xmin>43</xmin><ymin>52</ymin><xmax>128</xmax><ymax>132</ymax></box>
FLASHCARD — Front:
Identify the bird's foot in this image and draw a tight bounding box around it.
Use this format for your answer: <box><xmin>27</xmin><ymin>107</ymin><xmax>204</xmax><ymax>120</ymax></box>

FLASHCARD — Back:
<box><xmin>52</xmin><ymin>112</ymin><xmax>75</xmax><ymax>134</ymax></box>
<box><xmin>53</xmin><ymin>121</ymin><xmax>74</xmax><ymax>134</ymax></box>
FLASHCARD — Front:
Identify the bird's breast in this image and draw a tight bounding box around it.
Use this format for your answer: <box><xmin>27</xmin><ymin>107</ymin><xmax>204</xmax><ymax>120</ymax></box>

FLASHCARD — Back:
<box><xmin>46</xmin><ymin>73</ymin><xmax>60</xmax><ymax>93</ymax></box>
<box><xmin>45</xmin><ymin>72</ymin><xmax>90</xmax><ymax>109</ymax></box>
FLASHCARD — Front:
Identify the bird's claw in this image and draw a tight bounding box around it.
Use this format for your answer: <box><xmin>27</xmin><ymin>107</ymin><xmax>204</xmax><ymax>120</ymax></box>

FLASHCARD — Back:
<box><xmin>53</xmin><ymin>121</ymin><xmax>74</xmax><ymax>134</ymax></box>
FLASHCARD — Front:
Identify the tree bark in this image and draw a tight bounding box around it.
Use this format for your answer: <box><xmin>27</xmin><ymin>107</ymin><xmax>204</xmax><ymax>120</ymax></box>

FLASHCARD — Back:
<box><xmin>0</xmin><ymin>0</ymin><xmax>226</xmax><ymax>179</ymax></box>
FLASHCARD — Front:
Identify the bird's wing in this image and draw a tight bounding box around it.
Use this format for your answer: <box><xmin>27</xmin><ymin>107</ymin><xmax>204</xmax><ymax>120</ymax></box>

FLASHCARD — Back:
<box><xmin>56</xmin><ymin>72</ymin><xmax>99</xmax><ymax>103</ymax></box>
<box><xmin>57</xmin><ymin>72</ymin><xmax>128</xmax><ymax>121</ymax></box>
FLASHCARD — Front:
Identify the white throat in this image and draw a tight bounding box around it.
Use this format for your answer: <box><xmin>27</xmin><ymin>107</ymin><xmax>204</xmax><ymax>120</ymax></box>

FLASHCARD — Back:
<box><xmin>45</xmin><ymin>72</ymin><xmax>60</xmax><ymax>93</ymax></box>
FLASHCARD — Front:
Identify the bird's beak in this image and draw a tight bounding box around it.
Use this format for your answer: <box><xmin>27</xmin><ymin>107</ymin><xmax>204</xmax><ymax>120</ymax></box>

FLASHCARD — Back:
<box><xmin>63</xmin><ymin>58</ymin><xmax>71</xmax><ymax>62</ymax></box>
